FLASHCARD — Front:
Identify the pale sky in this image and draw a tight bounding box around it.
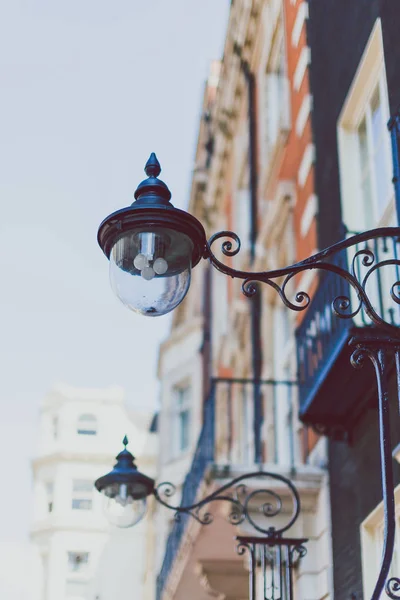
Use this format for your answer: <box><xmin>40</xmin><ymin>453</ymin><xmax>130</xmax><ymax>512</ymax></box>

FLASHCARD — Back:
<box><xmin>0</xmin><ymin>1</ymin><xmax>229</xmax><ymax>596</ymax></box>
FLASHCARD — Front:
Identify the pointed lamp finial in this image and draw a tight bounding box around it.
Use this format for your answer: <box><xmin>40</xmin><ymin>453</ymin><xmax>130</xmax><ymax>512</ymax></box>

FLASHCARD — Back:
<box><xmin>144</xmin><ymin>153</ymin><xmax>161</xmax><ymax>178</ymax></box>
<box><xmin>122</xmin><ymin>435</ymin><xmax>129</xmax><ymax>448</ymax></box>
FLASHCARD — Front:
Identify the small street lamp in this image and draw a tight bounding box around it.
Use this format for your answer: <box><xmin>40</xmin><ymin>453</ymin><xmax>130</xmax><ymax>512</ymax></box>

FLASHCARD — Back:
<box><xmin>95</xmin><ymin>437</ymin><xmax>308</xmax><ymax>600</ymax></box>
<box><xmin>95</xmin><ymin>436</ymin><xmax>154</xmax><ymax>528</ymax></box>
<box><xmin>97</xmin><ymin>154</ymin><xmax>400</xmax><ymax>599</ymax></box>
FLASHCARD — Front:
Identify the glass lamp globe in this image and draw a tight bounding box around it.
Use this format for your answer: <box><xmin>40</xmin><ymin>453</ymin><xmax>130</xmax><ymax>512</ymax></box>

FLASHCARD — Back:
<box><xmin>102</xmin><ymin>482</ymin><xmax>147</xmax><ymax>528</ymax></box>
<box><xmin>109</xmin><ymin>228</ymin><xmax>193</xmax><ymax>316</ymax></box>
<box><xmin>97</xmin><ymin>153</ymin><xmax>207</xmax><ymax>318</ymax></box>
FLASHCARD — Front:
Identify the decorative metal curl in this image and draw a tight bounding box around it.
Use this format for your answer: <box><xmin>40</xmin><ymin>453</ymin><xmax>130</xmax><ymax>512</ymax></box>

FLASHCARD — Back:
<box><xmin>391</xmin><ymin>282</ymin><xmax>400</xmax><ymax>304</ymax></box>
<box><xmin>386</xmin><ymin>577</ymin><xmax>400</xmax><ymax>599</ymax></box>
<box><xmin>291</xmin><ymin>543</ymin><xmax>307</xmax><ymax>563</ymax></box>
<box><xmin>205</xmin><ymin>227</ymin><xmax>400</xmax><ymax>336</ymax></box>
<box><xmin>154</xmin><ymin>471</ymin><xmax>300</xmax><ymax>536</ymax></box>
<box><xmin>236</xmin><ymin>539</ymin><xmax>252</xmax><ymax>557</ymax></box>
<box><xmin>208</xmin><ymin>231</ymin><xmax>241</xmax><ymax>257</ymax></box>
<box><xmin>349</xmin><ymin>340</ymin><xmax>400</xmax><ymax>600</ymax></box>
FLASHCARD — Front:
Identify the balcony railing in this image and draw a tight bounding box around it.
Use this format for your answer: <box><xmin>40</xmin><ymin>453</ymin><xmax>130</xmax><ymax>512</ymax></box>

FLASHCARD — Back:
<box><xmin>296</xmin><ymin>232</ymin><xmax>400</xmax><ymax>427</ymax></box>
<box><xmin>156</xmin><ymin>377</ymin><xmax>297</xmax><ymax>600</ymax></box>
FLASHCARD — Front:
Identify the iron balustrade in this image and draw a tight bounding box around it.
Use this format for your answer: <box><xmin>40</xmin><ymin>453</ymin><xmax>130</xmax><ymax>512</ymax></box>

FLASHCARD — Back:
<box><xmin>212</xmin><ymin>378</ymin><xmax>298</xmax><ymax>467</ymax></box>
<box><xmin>156</xmin><ymin>378</ymin><xmax>298</xmax><ymax>600</ymax></box>
<box><xmin>296</xmin><ymin>232</ymin><xmax>400</xmax><ymax>426</ymax></box>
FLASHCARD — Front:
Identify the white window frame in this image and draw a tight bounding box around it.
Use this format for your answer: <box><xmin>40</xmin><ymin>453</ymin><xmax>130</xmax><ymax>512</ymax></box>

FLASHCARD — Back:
<box><xmin>338</xmin><ymin>19</ymin><xmax>394</xmax><ymax>231</ymax></box>
<box><xmin>45</xmin><ymin>481</ymin><xmax>54</xmax><ymax>514</ymax></box>
<box><xmin>233</xmin><ymin>379</ymin><xmax>254</xmax><ymax>465</ymax></box>
<box><xmin>76</xmin><ymin>413</ymin><xmax>97</xmax><ymax>436</ymax></box>
<box><xmin>67</xmin><ymin>551</ymin><xmax>90</xmax><ymax>574</ymax></box>
<box><xmin>234</xmin><ymin>159</ymin><xmax>251</xmax><ymax>256</ymax></box>
<box><xmin>170</xmin><ymin>383</ymin><xmax>191</xmax><ymax>459</ymax></box>
<box><xmin>71</xmin><ymin>479</ymin><xmax>93</xmax><ymax>511</ymax></box>
<box><xmin>52</xmin><ymin>415</ymin><xmax>59</xmax><ymax>440</ymax></box>
<box><xmin>361</xmin><ymin>484</ymin><xmax>400</xmax><ymax>598</ymax></box>
<box><xmin>231</xmin><ymin>114</ymin><xmax>251</xmax><ymax>259</ymax></box>
<box><xmin>260</xmin><ymin>12</ymin><xmax>291</xmax><ymax>174</ymax></box>
<box><xmin>272</xmin><ymin>302</ymin><xmax>296</xmax><ymax>467</ymax></box>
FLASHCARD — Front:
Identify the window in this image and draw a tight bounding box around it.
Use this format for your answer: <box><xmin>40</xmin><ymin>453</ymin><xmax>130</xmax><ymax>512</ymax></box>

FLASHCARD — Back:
<box><xmin>171</xmin><ymin>385</ymin><xmax>191</xmax><ymax>457</ymax></box>
<box><xmin>338</xmin><ymin>20</ymin><xmax>393</xmax><ymax>230</ymax></box>
<box><xmin>67</xmin><ymin>551</ymin><xmax>89</xmax><ymax>573</ymax></box>
<box><xmin>238</xmin><ymin>383</ymin><xmax>253</xmax><ymax>464</ymax></box>
<box><xmin>272</xmin><ymin>305</ymin><xmax>295</xmax><ymax>466</ymax></box>
<box><xmin>45</xmin><ymin>482</ymin><xmax>54</xmax><ymax>513</ymax></box>
<box><xmin>52</xmin><ymin>416</ymin><xmax>58</xmax><ymax>440</ymax></box>
<box><xmin>356</xmin><ymin>81</ymin><xmax>391</xmax><ymax>222</ymax></box>
<box><xmin>361</xmin><ymin>485</ymin><xmax>400</xmax><ymax>598</ymax></box>
<box><xmin>261</xmin><ymin>17</ymin><xmax>290</xmax><ymax>166</ymax></box>
<box><xmin>232</xmin><ymin>126</ymin><xmax>251</xmax><ymax>254</ymax></box>
<box><xmin>71</xmin><ymin>480</ymin><xmax>93</xmax><ymax>511</ymax></box>
<box><xmin>76</xmin><ymin>414</ymin><xmax>97</xmax><ymax>436</ymax></box>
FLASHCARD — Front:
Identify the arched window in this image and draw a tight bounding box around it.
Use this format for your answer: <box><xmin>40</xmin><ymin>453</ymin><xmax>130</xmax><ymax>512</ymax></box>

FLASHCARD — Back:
<box><xmin>76</xmin><ymin>414</ymin><xmax>97</xmax><ymax>436</ymax></box>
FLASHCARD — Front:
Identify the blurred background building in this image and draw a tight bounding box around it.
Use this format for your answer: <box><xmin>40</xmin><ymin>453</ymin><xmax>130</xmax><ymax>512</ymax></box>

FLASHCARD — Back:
<box><xmin>30</xmin><ymin>384</ymin><xmax>156</xmax><ymax>600</ymax></box>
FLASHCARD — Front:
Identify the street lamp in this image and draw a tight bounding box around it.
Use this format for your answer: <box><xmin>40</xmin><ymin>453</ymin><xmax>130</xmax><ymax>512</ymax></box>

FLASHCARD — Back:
<box><xmin>97</xmin><ymin>153</ymin><xmax>206</xmax><ymax>316</ymax></box>
<box><xmin>95</xmin><ymin>437</ymin><xmax>308</xmax><ymax>600</ymax></box>
<box><xmin>95</xmin><ymin>436</ymin><xmax>154</xmax><ymax>528</ymax></box>
<box><xmin>97</xmin><ymin>154</ymin><xmax>400</xmax><ymax>599</ymax></box>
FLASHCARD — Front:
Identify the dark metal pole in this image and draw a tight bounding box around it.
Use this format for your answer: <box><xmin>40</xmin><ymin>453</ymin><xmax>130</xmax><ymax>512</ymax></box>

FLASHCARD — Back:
<box><xmin>351</xmin><ymin>339</ymin><xmax>397</xmax><ymax>600</ymax></box>
<box><xmin>233</xmin><ymin>43</ymin><xmax>263</xmax><ymax>465</ymax></box>
<box><xmin>285</xmin><ymin>544</ymin><xmax>294</xmax><ymax>600</ymax></box>
<box><xmin>249</xmin><ymin>542</ymin><xmax>257</xmax><ymax>600</ymax></box>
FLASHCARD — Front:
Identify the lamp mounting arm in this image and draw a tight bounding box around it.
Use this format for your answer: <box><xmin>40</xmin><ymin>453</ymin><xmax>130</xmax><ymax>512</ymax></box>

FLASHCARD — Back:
<box><xmin>205</xmin><ymin>227</ymin><xmax>400</xmax><ymax>335</ymax></box>
<box><xmin>154</xmin><ymin>470</ymin><xmax>300</xmax><ymax>536</ymax></box>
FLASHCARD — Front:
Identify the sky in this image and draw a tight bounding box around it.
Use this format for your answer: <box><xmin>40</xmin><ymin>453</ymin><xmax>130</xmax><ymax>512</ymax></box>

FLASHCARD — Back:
<box><xmin>0</xmin><ymin>1</ymin><xmax>229</xmax><ymax>596</ymax></box>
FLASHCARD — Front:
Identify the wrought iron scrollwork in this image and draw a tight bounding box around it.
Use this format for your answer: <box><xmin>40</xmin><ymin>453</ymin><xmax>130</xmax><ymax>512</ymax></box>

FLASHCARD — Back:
<box><xmin>386</xmin><ymin>578</ymin><xmax>400</xmax><ymax>599</ymax></box>
<box><xmin>235</xmin><ymin>536</ymin><xmax>308</xmax><ymax>600</ymax></box>
<box><xmin>206</xmin><ymin>227</ymin><xmax>400</xmax><ymax>335</ymax></box>
<box><xmin>205</xmin><ymin>228</ymin><xmax>400</xmax><ymax>599</ymax></box>
<box><xmin>155</xmin><ymin>471</ymin><xmax>307</xmax><ymax>600</ymax></box>
<box><xmin>350</xmin><ymin>338</ymin><xmax>400</xmax><ymax>600</ymax></box>
<box><xmin>154</xmin><ymin>470</ymin><xmax>300</xmax><ymax>536</ymax></box>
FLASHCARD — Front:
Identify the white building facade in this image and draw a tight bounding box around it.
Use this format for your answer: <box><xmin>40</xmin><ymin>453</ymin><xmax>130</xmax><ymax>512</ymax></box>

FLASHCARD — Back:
<box><xmin>31</xmin><ymin>384</ymin><xmax>156</xmax><ymax>600</ymax></box>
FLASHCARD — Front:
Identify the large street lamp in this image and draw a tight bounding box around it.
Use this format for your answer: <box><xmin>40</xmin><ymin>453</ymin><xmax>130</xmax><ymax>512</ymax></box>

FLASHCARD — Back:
<box><xmin>97</xmin><ymin>154</ymin><xmax>400</xmax><ymax>599</ymax></box>
<box><xmin>97</xmin><ymin>153</ymin><xmax>206</xmax><ymax>316</ymax></box>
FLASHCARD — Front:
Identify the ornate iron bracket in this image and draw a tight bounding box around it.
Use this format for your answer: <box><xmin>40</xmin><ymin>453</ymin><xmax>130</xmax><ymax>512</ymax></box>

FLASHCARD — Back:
<box><xmin>236</xmin><ymin>535</ymin><xmax>308</xmax><ymax>600</ymax></box>
<box><xmin>205</xmin><ymin>227</ymin><xmax>400</xmax><ymax>335</ymax></box>
<box><xmin>203</xmin><ymin>228</ymin><xmax>400</xmax><ymax>599</ymax></box>
<box><xmin>155</xmin><ymin>471</ymin><xmax>301</xmax><ymax>535</ymax></box>
<box><xmin>154</xmin><ymin>471</ymin><xmax>307</xmax><ymax>600</ymax></box>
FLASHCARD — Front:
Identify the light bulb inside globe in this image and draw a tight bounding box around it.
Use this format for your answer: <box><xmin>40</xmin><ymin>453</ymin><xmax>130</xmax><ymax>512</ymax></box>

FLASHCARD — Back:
<box><xmin>133</xmin><ymin>253</ymin><xmax>148</xmax><ymax>270</ymax></box>
<box><xmin>141</xmin><ymin>266</ymin><xmax>156</xmax><ymax>280</ymax></box>
<box><xmin>153</xmin><ymin>257</ymin><xmax>168</xmax><ymax>275</ymax></box>
<box><xmin>109</xmin><ymin>227</ymin><xmax>193</xmax><ymax>316</ymax></box>
<box><xmin>102</xmin><ymin>483</ymin><xmax>147</xmax><ymax>528</ymax></box>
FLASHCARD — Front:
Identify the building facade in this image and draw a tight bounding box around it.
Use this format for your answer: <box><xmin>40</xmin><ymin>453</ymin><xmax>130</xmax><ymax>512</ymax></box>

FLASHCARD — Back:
<box><xmin>151</xmin><ymin>1</ymin><xmax>331</xmax><ymax>599</ymax></box>
<box><xmin>151</xmin><ymin>1</ymin><xmax>400</xmax><ymax>599</ymax></box>
<box><xmin>303</xmin><ymin>3</ymin><xmax>400</xmax><ymax>599</ymax></box>
<box><xmin>31</xmin><ymin>384</ymin><xmax>156</xmax><ymax>600</ymax></box>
